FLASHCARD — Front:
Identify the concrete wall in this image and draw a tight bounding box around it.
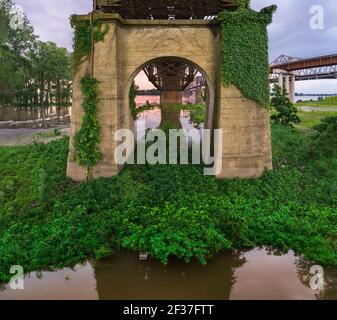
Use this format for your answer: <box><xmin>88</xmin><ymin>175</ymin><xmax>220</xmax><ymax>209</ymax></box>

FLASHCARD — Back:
<box><xmin>215</xmin><ymin>85</ymin><xmax>273</xmax><ymax>179</ymax></box>
<box><xmin>67</xmin><ymin>14</ymin><xmax>272</xmax><ymax>181</ymax></box>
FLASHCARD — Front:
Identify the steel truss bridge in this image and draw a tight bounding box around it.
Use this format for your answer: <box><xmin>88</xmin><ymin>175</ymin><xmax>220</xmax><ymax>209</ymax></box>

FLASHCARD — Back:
<box><xmin>185</xmin><ymin>54</ymin><xmax>337</xmax><ymax>93</ymax></box>
<box><xmin>269</xmin><ymin>54</ymin><xmax>337</xmax><ymax>83</ymax></box>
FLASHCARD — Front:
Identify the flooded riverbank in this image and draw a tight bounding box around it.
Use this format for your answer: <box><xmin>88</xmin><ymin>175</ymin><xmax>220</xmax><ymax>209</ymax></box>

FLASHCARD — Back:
<box><xmin>0</xmin><ymin>248</ymin><xmax>336</xmax><ymax>300</ymax></box>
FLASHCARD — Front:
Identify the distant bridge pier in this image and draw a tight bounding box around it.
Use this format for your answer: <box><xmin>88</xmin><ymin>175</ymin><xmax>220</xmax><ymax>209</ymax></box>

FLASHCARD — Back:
<box><xmin>273</xmin><ymin>69</ymin><xmax>296</xmax><ymax>103</ymax></box>
<box><xmin>270</xmin><ymin>53</ymin><xmax>337</xmax><ymax>104</ymax></box>
<box><xmin>289</xmin><ymin>75</ymin><xmax>296</xmax><ymax>104</ymax></box>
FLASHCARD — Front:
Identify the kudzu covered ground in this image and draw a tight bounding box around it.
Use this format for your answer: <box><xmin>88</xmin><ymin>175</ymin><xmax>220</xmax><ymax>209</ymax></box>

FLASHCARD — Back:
<box><xmin>0</xmin><ymin>124</ymin><xmax>336</xmax><ymax>282</ymax></box>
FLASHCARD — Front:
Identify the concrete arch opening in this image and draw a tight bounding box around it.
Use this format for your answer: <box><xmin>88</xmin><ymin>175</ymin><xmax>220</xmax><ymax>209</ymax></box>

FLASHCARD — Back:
<box><xmin>126</xmin><ymin>56</ymin><xmax>214</xmax><ymax>133</ymax></box>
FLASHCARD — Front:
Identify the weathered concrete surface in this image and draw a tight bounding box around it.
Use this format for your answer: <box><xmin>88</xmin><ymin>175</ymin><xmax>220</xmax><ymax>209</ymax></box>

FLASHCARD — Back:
<box><xmin>215</xmin><ymin>85</ymin><xmax>273</xmax><ymax>179</ymax></box>
<box><xmin>67</xmin><ymin>14</ymin><xmax>273</xmax><ymax>181</ymax></box>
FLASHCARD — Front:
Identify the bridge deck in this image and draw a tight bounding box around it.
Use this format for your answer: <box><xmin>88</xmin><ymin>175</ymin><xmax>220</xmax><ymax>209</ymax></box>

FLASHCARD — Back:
<box><xmin>270</xmin><ymin>54</ymin><xmax>337</xmax><ymax>72</ymax></box>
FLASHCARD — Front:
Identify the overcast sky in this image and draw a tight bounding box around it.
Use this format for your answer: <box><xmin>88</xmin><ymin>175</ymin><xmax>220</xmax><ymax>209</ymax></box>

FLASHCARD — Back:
<box><xmin>15</xmin><ymin>0</ymin><xmax>337</xmax><ymax>93</ymax></box>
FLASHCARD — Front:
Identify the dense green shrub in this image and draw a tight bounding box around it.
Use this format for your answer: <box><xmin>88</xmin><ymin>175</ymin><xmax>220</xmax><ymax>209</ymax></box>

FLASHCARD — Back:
<box><xmin>271</xmin><ymin>85</ymin><xmax>301</xmax><ymax>126</ymax></box>
<box><xmin>186</xmin><ymin>103</ymin><xmax>206</xmax><ymax>126</ymax></box>
<box><xmin>308</xmin><ymin>116</ymin><xmax>337</xmax><ymax>158</ymax></box>
<box><xmin>0</xmin><ymin>124</ymin><xmax>337</xmax><ymax>282</ymax></box>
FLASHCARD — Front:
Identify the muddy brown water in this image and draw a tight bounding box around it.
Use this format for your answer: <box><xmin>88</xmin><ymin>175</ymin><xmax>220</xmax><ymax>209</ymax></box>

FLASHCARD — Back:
<box><xmin>0</xmin><ymin>248</ymin><xmax>336</xmax><ymax>300</ymax></box>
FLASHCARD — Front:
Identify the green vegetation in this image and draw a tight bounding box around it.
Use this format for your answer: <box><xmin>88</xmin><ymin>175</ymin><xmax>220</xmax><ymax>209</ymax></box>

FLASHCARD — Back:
<box><xmin>297</xmin><ymin>96</ymin><xmax>337</xmax><ymax>108</ymax></box>
<box><xmin>74</xmin><ymin>77</ymin><xmax>101</xmax><ymax>173</ymax></box>
<box><xmin>0</xmin><ymin>1</ymin><xmax>71</xmax><ymax>110</ymax></box>
<box><xmin>186</xmin><ymin>103</ymin><xmax>206</xmax><ymax>127</ymax></box>
<box><xmin>135</xmin><ymin>102</ymin><xmax>155</xmax><ymax>116</ymax></box>
<box><xmin>308</xmin><ymin>116</ymin><xmax>337</xmax><ymax>158</ymax></box>
<box><xmin>0</xmin><ymin>120</ymin><xmax>337</xmax><ymax>282</ymax></box>
<box><xmin>296</xmin><ymin>111</ymin><xmax>337</xmax><ymax>132</ymax></box>
<box><xmin>70</xmin><ymin>15</ymin><xmax>109</xmax><ymax>73</ymax></box>
<box><xmin>129</xmin><ymin>82</ymin><xmax>138</xmax><ymax>119</ymax></box>
<box><xmin>218</xmin><ymin>5</ymin><xmax>277</xmax><ymax>107</ymax></box>
<box><xmin>271</xmin><ymin>85</ymin><xmax>300</xmax><ymax>127</ymax></box>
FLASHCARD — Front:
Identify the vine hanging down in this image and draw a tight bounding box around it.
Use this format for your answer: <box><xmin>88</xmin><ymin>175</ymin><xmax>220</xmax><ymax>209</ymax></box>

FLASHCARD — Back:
<box><xmin>70</xmin><ymin>15</ymin><xmax>109</xmax><ymax>73</ymax></box>
<box><xmin>74</xmin><ymin>76</ymin><xmax>102</xmax><ymax>173</ymax></box>
<box><xmin>219</xmin><ymin>5</ymin><xmax>277</xmax><ymax>107</ymax></box>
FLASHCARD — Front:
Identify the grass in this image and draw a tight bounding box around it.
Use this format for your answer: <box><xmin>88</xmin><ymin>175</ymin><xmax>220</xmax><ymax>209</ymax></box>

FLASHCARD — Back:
<box><xmin>297</xmin><ymin>96</ymin><xmax>337</xmax><ymax>108</ymax></box>
<box><xmin>0</xmin><ymin>119</ymin><xmax>336</xmax><ymax>283</ymax></box>
<box><xmin>295</xmin><ymin>111</ymin><xmax>337</xmax><ymax>131</ymax></box>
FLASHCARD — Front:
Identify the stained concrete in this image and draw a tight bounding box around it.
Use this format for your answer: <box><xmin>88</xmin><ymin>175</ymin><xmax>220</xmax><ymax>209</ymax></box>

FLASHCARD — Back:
<box><xmin>67</xmin><ymin>14</ymin><xmax>272</xmax><ymax>181</ymax></box>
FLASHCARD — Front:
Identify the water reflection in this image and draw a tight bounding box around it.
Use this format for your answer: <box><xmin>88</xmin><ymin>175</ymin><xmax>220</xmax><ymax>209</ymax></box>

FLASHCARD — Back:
<box><xmin>0</xmin><ymin>248</ymin><xmax>335</xmax><ymax>300</ymax></box>
<box><xmin>135</xmin><ymin>105</ymin><xmax>203</xmax><ymax>144</ymax></box>
<box><xmin>0</xmin><ymin>107</ymin><xmax>71</xmax><ymax>122</ymax></box>
<box><xmin>95</xmin><ymin>251</ymin><xmax>244</xmax><ymax>300</ymax></box>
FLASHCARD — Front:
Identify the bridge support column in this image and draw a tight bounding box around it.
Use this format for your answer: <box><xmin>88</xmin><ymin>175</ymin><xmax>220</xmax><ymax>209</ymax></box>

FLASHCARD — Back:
<box><xmin>289</xmin><ymin>75</ymin><xmax>296</xmax><ymax>103</ymax></box>
<box><xmin>284</xmin><ymin>74</ymin><xmax>290</xmax><ymax>96</ymax></box>
<box><xmin>194</xmin><ymin>87</ymin><xmax>203</xmax><ymax>104</ymax></box>
<box><xmin>278</xmin><ymin>74</ymin><xmax>283</xmax><ymax>89</ymax></box>
<box><xmin>215</xmin><ymin>85</ymin><xmax>273</xmax><ymax>179</ymax></box>
<box><xmin>67</xmin><ymin>22</ymin><xmax>134</xmax><ymax>181</ymax></box>
<box><xmin>160</xmin><ymin>91</ymin><xmax>183</xmax><ymax>105</ymax></box>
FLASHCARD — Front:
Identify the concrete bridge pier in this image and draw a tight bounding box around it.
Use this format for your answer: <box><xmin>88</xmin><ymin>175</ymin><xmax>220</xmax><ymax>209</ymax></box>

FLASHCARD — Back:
<box><xmin>289</xmin><ymin>75</ymin><xmax>296</xmax><ymax>103</ymax></box>
<box><xmin>160</xmin><ymin>91</ymin><xmax>183</xmax><ymax>105</ymax></box>
<box><xmin>67</xmin><ymin>14</ymin><xmax>273</xmax><ymax>182</ymax></box>
<box><xmin>274</xmin><ymin>70</ymin><xmax>296</xmax><ymax>103</ymax></box>
<box><xmin>194</xmin><ymin>87</ymin><xmax>203</xmax><ymax>104</ymax></box>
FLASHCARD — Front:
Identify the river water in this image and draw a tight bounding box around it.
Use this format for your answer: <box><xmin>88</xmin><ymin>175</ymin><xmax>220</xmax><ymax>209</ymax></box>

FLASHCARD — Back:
<box><xmin>0</xmin><ymin>248</ymin><xmax>336</xmax><ymax>300</ymax></box>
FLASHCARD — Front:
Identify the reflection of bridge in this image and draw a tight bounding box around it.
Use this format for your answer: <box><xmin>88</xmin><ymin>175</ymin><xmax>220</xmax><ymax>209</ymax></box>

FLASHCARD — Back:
<box><xmin>270</xmin><ymin>54</ymin><xmax>337</xmax><ymax>102</ymax></box>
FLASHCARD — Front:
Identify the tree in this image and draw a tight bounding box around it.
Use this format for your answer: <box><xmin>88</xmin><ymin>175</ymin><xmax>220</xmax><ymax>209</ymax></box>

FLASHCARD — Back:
<box><xmin>0</xmin><ymin>1</ymin><xmax>71</xmax><ymax>111</ymax></box>
<box><xmin>0</xmin><ymin>0</ymin><xmax>36</xmax><ymax>108</ymax></box>
<box><xmin>28</xmin><ymin>41</ymin><xmax>72</xmax><ymax>110</ymax></box>
<box><xmin>270</xmin><ymin>84</ymin><xmax>300</xmax><ymax>127</ymax></box>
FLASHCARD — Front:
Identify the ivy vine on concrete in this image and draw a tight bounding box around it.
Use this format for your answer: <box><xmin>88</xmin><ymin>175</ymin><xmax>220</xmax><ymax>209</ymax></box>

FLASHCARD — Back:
<box><xmin>73</xmin><ymin>77</ymin><xmax>102</xmax><ymax>174</ymax></box>
<box><xmin>70</xmin><ymin>15</ymin><xmax>110</xmax><ymax>175</ymax></box>
<box><xmin>219</xmin><ymin>4</ymin><xmax>277</xmax><ymax>107</ymax></box>
<box><xmin>70</xmin><ymin>15</ymin><xmax>109</xmax><ymax>73</ymax></box>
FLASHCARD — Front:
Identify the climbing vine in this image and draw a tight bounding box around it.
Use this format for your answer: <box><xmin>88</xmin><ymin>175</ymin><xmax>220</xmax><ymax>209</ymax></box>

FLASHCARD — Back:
<box><xmin>70</xmin><ymin>15</ymin><xmax>110</xmax><ymax>176</ymax></box>
<box><xmin>70</xmin><ymin>15</ymin><xmax>109</xmax><ymax>73</ymax></box>
<box><xmin>218</xmin><ymin>4</ymin><xmax>277</xmax><ymax>107</ymax></box>
<box><xmin>74</xmin><ymin>76</ymin><xmax>102</xmax><ymax>172</ymax></box>
<box><xmin>129</xmin><ymin>81</ymin><xmax>138</xmax><ymax>120</ymax></box>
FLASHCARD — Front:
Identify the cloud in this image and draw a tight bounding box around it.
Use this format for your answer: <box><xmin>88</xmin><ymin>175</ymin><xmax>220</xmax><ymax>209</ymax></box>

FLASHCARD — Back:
<box><xmin>16</xmin><ymin>0</ymin><xmax>91</xmax><ymax>49</ymax></box>
<box><xmin>15</xmin><ymin>0</ymin><xmax>337</xmax><ymax>93</ymax></box>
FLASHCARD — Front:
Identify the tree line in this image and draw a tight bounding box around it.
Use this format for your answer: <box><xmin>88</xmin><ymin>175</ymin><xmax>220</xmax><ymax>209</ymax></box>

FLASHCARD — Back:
<box><xmin>0</xmin><ymin>0</ymin><xmax>72</xmax><ymax>111</ymax></box>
